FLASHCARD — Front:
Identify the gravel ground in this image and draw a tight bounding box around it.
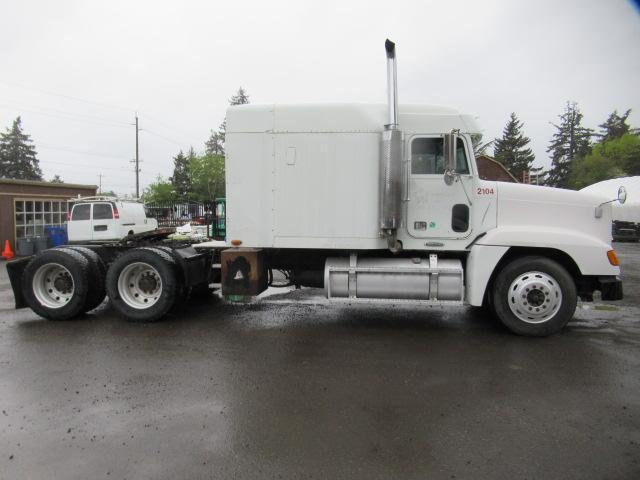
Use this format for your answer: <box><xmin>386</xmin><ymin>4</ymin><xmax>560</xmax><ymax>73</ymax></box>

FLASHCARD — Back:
<box><xmin>0</xmin><ymin>243</ymin><xmax>639</xmax><ymax>479</ymax></box>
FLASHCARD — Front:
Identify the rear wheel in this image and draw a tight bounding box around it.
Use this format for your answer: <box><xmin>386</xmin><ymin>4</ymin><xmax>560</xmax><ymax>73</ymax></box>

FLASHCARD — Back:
<box><xmin>492</xmin><ymin>256</ymin><xmax>577</xmax><ymax>336</ymax></box>
<box><xmin>21</xmin><ymin>249</ymin><xmax>90</xmax><ymax>320</ymax></box>
<box><xmin>60</xmin><ymin>246</ymin><xmax>106</xmax><ymax>312</ymax></box>
<box><xmin>106</xmin><ymin>247</ymin><xmax>178</xmax><ymax>322</ymax></box>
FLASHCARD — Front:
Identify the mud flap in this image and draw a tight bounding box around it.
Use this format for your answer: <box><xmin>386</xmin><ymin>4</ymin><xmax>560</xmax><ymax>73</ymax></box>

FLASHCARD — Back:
<box><xmin>6</xmin><ymin>256</ymin><xmax>32</xmax><ymax>309</ymax></box>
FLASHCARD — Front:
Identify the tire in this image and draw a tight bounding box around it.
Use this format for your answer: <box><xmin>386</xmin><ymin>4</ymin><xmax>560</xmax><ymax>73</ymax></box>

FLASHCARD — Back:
<box><xmin>60</xmin><ymin>246</ymin><xmax>106</xmax><ymax>312</ymax></box>
<box><xmin>491</xmin><ymin>256</ymin><xmax>577</xmax><ymax>337</ymax></box>
<box><xmin>21</xmin><ymin>249</ymin><xmax>90</xmax><ymax>320</ymax></box>
<box><xmin>106</xmin><ymin>247</ymin><xmax>179</xmax><ymax>322</ymax></box>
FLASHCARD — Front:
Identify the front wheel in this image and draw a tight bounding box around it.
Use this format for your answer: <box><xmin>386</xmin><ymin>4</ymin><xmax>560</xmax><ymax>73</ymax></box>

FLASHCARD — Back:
<box><xmin>491</xmin><ymin>256</ymin><xmax>577</xmax><ymax>336</ymax></box>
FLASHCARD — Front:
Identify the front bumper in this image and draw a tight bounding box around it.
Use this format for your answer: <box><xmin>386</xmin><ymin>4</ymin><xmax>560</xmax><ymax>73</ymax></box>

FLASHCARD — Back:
<box><xmin>597</xmin><ymin>276</ymin><xmax>623</xmax><ymax>301</ymax></box>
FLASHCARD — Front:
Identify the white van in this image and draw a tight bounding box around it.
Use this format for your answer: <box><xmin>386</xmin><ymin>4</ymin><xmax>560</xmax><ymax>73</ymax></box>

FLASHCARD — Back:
<box><xmin>67</xmin><ymin>196</ymin><xmax>158</xmax><ymax>242</ymax></box>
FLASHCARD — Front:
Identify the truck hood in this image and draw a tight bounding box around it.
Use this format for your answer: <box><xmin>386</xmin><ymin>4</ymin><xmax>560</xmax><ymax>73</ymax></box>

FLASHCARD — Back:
<box><xmin>495</xmin><ymin>182</ymin><xmax>613</xmax><ymax>244</ymax></box>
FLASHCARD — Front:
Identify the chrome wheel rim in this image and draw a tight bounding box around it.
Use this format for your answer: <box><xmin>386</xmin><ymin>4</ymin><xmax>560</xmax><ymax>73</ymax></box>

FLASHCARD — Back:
<box><xmin>32</xmin><ymin>263</ymin><xmax>74</xmax><ymax>309</ymax></box>
<box><xmin>508</xmin><ymin>271</ymin><xmax>562</xmax><ymax>324</ymax></box>
<box><xmin>117</xmin><ymin>262</ymin><xmax>162</xmax><ymax>310</ymax></box>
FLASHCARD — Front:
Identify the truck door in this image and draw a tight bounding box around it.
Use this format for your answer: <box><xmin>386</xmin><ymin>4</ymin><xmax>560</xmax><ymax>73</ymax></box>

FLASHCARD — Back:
<box><xmin>406</xmin><ymin>135</ymin><xmax>474</xmax><ymax>239</ymax></box>
<box><xmin>91</xmin><ymin>202</ymin><xmax>116</xmax><ymax>240</ymax></box>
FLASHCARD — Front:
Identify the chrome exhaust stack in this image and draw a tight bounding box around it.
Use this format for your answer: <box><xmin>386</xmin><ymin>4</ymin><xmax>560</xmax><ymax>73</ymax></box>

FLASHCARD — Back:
<box><xmin>385</xmin><ymin>39</ymin><xmax>399</xmax><ymax>128</ymax></box>
<box><xmin>379</xmin><ymin>39</ymin><xmax>403</xmax><ymax>251</ymax></box>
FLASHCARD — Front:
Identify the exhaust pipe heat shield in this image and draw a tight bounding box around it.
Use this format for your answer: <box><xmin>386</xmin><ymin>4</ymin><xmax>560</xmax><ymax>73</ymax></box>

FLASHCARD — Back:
<box><xmin>379</xmin><ymin>128</ymin><xmax>403</xmax><ymax>231</ymax></box>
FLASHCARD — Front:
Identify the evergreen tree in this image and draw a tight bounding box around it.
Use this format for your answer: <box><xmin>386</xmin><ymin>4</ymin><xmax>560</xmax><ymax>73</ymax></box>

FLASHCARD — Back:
<box><xmin>205</xmin><ymin>87</ymin><xmax>250</xmax><ymax>156</ymax></box>
<box><xmin>597</xmin><ymin>109</ymin><xmax>632</xmax><ymax>142</ymax></box>
<box><xmin>0</xmin><ymin>117</ymin><xmax>43</xmax><ymax>180</ymax></box>
<box><xmin>229</xmin><ymin>87</ymin><xmax>249</xmax><ymax>106</ymax></box>
<box><xmin>546</xmin><ymin>102</ymin><xmax>593</xmax><ymax>188</ymax></box>
<box><xmin>493</xmin><ymin>113</ymin><xmax>535</xmax><ymax>181</ymax></box>
<box><xmin>471</xmin><ymin>134</ymin><xmax>493</xmax><ymax>158</ymax></box>
<box><xmin>50</xmin><ymin>174</ymin><xmax>64</xmax><ymax>183</ymax></box>
<box><xmin>170</xmin><ymin>149</ymin><xmax>192</xmax><ymax>200</ymax></box>
<box><xmin>204</xmin><ymin>130</ymin><xmax>225</xmax><ymax>156</ymax></box>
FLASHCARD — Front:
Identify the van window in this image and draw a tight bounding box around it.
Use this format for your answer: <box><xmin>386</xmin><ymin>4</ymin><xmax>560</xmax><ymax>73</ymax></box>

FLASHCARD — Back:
<box><xmin>93</xmin><ymin>203</ymin><xmax>113</xmax><ymax>220</ymax></box>
<box><xmin>411</xmin><ymin>137</ymin><xmax>469</xmax><ymax>175</ymax></box>
<box><xmin>71</xmin><ymin>204</ymin><xmax>90</xmax><ymax>221</ymax></box>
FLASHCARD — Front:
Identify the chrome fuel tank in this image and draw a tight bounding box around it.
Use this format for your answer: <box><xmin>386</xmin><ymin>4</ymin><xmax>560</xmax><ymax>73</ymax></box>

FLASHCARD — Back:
<box><xmin>324</xmin><ymin>255</ymin><xmax>463</xmax><ymax>302</ymax></box>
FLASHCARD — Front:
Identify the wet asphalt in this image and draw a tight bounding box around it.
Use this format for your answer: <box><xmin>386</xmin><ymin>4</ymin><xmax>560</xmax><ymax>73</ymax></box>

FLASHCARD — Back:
<box><xmin>0</xmin><ymin>244</ymin><xmax>639</xmax><ymax>480</ymax></box>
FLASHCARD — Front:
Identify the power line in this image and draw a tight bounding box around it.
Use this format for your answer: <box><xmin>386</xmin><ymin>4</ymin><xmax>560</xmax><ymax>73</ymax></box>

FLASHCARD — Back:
<box><xmin>0</xmin><ymin>78</ymin><xmax>133</xmax><ymax>113</ymax></box>
<box><xmin>0</xmin><ymin>104</ymin><xmax>131</xmax><ymax>129</ymax></box>
<box><xmin>0</xmin><ymin>98</ymin><xmax>131</xmax><ymax>126</ymax></box>
<box><xmin>38</xmin><ymin>143</ymin><xmax>131</xmax><ymax>160</ymax></box>
<box><xmin>141</xmin><ymin>128</ymin><xmax>192</xmax><ymax>148</ymax></box>
<box><xmin>139</xmin><ymin>113</ymin><xmax>203</xmax><ymax>145</ymax></box>
<box><xmin>38</xmin><ymin>159</ymin><xmax>128</xmax><ymax>172</ymax></box>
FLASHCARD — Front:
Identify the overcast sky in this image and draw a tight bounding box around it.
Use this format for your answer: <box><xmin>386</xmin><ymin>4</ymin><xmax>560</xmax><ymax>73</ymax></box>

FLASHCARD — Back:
<box><xmin>1</xmin><ymin>0</ymin><xmax>639</xmax><ymax>194</ymax></box>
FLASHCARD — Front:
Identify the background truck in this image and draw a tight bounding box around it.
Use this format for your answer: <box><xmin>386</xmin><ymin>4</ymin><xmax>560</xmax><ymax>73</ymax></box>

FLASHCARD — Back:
<box><xmin>6</xmin><ymin>40</ymin><xmax>624</xmax><ymax>336</ymax></box>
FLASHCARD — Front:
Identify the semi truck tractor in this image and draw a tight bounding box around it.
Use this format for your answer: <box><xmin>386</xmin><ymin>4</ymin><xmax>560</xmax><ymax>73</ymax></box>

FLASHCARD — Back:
<box><xmin>6</xmin><ymin>40</ymin><xmax>624</xmax><ymax>336</ymax></box>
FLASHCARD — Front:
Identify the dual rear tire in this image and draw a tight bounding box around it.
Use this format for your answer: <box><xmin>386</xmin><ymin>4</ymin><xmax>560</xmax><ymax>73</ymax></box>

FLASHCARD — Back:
<box><xmin>22</xmin><ymin>247</ymin><xmax>179</xmax><ymax>323</ymax></box>
<box><xmin>106</xmin><ymin>248</ymin><xmax>179</xmax><ymax>322</ymax></box>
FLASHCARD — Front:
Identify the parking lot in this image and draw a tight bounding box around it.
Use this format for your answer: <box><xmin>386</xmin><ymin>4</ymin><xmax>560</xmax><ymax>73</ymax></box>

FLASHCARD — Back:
<box><xmin>1</xmin><ymin>244</ymin><xmax>639</xmax><ymax>479</ymax></box>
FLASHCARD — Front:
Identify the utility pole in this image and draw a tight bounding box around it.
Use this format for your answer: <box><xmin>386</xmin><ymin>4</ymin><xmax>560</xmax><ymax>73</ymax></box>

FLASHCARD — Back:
<box><xmin>131</xmin><ymin>114</ymin><xmax>140</xmax><ymax>198</ymax></box>
<box><xmin>98</xmin><ymin>173</ymin><xmax>104</xmax><ymax>194</ymax></box>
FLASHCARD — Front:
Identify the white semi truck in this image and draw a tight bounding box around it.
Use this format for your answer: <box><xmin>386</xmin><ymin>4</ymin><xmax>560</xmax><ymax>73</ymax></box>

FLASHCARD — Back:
<box><xmin>6</xmin><ymin>40</ymin><xmax>624</xmax><ymax>336</ymax></box>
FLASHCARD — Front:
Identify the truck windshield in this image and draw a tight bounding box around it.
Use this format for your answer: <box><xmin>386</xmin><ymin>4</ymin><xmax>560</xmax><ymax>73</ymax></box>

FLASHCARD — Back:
<box><xmin>411</xmin><ymin>137</ymin><xmax>469</xmax><ymax>175</ymax></box>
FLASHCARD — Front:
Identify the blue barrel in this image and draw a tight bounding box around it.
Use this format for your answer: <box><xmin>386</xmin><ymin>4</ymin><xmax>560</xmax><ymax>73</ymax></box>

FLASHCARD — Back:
<box><xmin>45</xmin><ymin>226</ymin><xmax>68</xmax><ymax>247</ymax></box>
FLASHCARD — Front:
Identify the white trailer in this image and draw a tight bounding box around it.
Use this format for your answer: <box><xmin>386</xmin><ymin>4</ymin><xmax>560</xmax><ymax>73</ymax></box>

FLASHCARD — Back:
<box><xmin>7</xmin><ymin>40</ymin><xmax>624</xmax><ymax>336</ymax></box>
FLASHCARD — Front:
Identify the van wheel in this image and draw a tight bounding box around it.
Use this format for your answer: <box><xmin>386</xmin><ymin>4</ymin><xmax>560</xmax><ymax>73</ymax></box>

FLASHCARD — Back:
<box><xmin>106</xmin><ymin>248</ymin><xmax>178</xmax><ymax>322</ymax></box>
<box><xmin>60</xmin><ymin>246</ymin><xmax>107</xmax><ymax>312</ymax></box>
<box><xmin>492</xmin><ymin>256</ymin><xmax>577</xmax><ymax>336</ymax></box>
<box><xmin>21</xmin><ymin>249</ymin><xmax>90</xmax><ymax>320</ymax></box>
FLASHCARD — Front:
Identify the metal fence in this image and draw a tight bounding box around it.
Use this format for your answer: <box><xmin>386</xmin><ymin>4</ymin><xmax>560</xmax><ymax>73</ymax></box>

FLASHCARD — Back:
<box><xmin>145</xmin><ymin>199</ymin><xmax>226</xmax><ymax>240</ymax></box>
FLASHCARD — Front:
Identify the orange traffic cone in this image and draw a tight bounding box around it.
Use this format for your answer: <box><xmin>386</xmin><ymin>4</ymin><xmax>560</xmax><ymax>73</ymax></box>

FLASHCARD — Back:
<box><xmin>2</xmin><ymin>240</ymin><xmax>15</xmax><ymax>260</ymax></box>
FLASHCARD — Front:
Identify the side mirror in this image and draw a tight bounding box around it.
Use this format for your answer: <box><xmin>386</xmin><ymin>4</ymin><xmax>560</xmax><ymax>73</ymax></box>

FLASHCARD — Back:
<box><xmin>618</xmin><ymin>186</ymin><xmax>627</xmax><ymax>204</ymax></box>
<box><xmin>443</xmin><ymin>130</ymin><xmax>458</xmax><ymax>185</ymax></box>
<box><xmin>595</xmin><ymin>186</ymin><xmax>629</xmax><ymax>218</ymax></box>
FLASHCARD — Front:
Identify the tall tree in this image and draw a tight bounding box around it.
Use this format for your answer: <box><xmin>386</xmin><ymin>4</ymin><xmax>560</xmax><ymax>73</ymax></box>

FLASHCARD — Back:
<box><xmin>170</xmin><ymin>149</ymin><xmax>192</xmax><ymax>200</ymax></box>
<box><xmin>493</xmin><ymin>113</ymin><xmax>535</xmax><ymax>181</ymax></box>
<box><xmin>545</xmin><ymin>102</ymin><xmax>593</xmax><ymax>189</ymax></box>
<box><xmin>0</xmin><ymin>117</ymin><xmax>43</xmax><ymax>180</ymax></box>
<box><xmin>50</xmin><ymin>174</ymin><xmax>64</xmax><ymax>183</ymax></box>
<box><xmin>205</xmin><ymin>87</ymin><xmax>250</xmax><ymax>156</ymax></box>
<box><xmin>190</xmin><ymin>154</ymin><xmax>225</xmax><ymax>202</ymax></box>
<box><xmin>597</xmin><ymin>109</ymin><xmax>632</xmax><ymax>142</ymax></box>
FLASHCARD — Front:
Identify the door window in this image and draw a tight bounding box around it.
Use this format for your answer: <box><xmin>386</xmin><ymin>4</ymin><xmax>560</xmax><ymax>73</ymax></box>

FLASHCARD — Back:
<box><xmin>411</xmin><ymin>137</ymin><xmax>469</xmax><ymax>175</ymax></box>
<box><xmin>93</xmin><ymin>203</ymin><xmax>113</xmax><ymax>220</ymax></box>
<box><xmin>71</xmin><ymin>204</ymin><xmax>90</xmax><ymax>221</ymax></box>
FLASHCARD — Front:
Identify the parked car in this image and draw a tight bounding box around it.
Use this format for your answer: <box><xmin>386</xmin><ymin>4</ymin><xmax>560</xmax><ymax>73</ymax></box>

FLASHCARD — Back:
<box><xmin>67</xmin><ymin>196</ymin><xmax>158</xmax><ymax>242</ymax></box>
